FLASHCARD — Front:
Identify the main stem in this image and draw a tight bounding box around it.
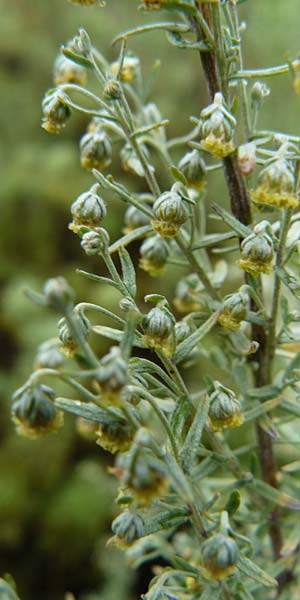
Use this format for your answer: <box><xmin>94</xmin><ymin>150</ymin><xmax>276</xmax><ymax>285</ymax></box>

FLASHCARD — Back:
<box><xmin>194</xmin><ymin>0</ymin><xmax>284</xmax><ymax>571</ymax></box>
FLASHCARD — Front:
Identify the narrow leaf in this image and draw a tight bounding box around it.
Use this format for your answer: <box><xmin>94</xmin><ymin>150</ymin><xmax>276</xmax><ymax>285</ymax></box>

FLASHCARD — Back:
<box><xmin>55</xmin><ymin>398</ymin><xmax>106</xmax><ymax>422</ymax></box>
<box><xmin>93</xmin><ymin>325</ymin><xmax>143</xmax><ymax>347</ymax></box>
<box><xmin>62</xmin><ymin>47</ymin><xmax>92</xmax><ymax>67</ymax></box>
<box><xmin>76</xmin><ymin>269</ymin><xmax>121</xmax><ymax>290</ymax></box>
<box><xmin>253</xmin><ymin>479</ymin><xmax>300</xmax><ymax>510</ymax></box>
<box><xmin>180</xmin><ymin>394</ymin><xmax>210</xmax><ymax>472</ymax></box>
<box><xmin>109</xmin><ymin>225</ymin><xmax>152</xmax><ymax>254</ymax></box>
<box><xmin>170</xmin><ymin>165</ymin><xmax>187</xmax><ymax>186</ymax></box>
<box><xmin>211</xmin><ymin>203</ymin><xmax>252</xmax><ymax>238</ymax></box>
<box><xmin>175</xmin><ymin>311</ymin><xmax>219</xmax><ymax>363</ymax></box>
<box><xmin>192</xmin><ymin>231</ymin><xmax>236</xmax><ymax>250</ymax></box>
<box><xmin>119</xmin><ymin>247</ymin><xmax>137</xmax><ymax>297</ymax></box>
<box><xmin>238</xmin><ymin>556</ymin><xmax>278</xmax><ymax>588</ymax></box>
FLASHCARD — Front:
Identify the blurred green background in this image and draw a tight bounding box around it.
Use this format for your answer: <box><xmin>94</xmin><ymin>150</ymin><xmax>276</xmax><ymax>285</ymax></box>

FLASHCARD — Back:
<box><xmin>0</xmin><ymin>1</ymin><xmax>299</xmax><ymax>598</ymax></box>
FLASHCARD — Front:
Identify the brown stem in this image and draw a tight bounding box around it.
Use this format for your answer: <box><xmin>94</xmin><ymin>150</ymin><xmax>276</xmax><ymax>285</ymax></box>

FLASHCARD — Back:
<box><xmin>194</xmin><ymin>1</ymin><xmax>284</xmax><ymax>571</ymax></box>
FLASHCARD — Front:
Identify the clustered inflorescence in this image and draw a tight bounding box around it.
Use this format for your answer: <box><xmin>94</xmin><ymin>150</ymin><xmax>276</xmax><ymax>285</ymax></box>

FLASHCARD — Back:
<box><xmin>10</xmin><ymin>1</ymin><xmax>300</xmax><ymax>599</ymax></box>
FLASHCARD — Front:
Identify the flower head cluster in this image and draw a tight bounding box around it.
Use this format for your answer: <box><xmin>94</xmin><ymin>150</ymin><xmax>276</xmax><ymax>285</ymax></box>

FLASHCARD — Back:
<box><xmin>238</xmin><ymin>224</ymin><xmax>274</xmax><ymax>276</ymax></box>
<box><xmin>218</xmin><ymin>291</ymin><xmax>248</xmax><ymax>331</ymax></box>
<box><xmin>201</xmin><ymin>533</ymin><xmax>239</xmax><ymax>579</ymax></box>
<box><xmin>208</xmin><ymin>381</ymin><xmax>244</xmax><ymax>431</ymax></box>
<box><xmin>251</xmin><ymin>157</ymin><xmax>298</xmax><ymax>209</ymax></box>
<box><xmin>199</xmin><ymin>92</ymin><xmax>236</xmax><ymax>157</ymax></box>
<box><xmin>142</xmin><ymin>304</ymin><xmax>175</xmax><ymax>354</ymax></box>
<box><xmin>12</xmin><ymin>384</ymin><xmax>63</xmax><ymax>438</ymax></box>
<box><xmin>139</xmin><ymin>235</ymin><xmax>170</xmax><ymax>275</ymax></box>
<box><xmin>41</xmin><ymin>89</ymin><xmax>71</xmax><ymax>133</ymax></box>
<box><xmin>151</xmin><ymin>185</ymin><xmax>189</xmax><ymax>237</ymax></box>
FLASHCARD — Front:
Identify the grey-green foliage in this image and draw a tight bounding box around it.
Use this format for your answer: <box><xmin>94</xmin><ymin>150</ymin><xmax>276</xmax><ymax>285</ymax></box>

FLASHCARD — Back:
<box><xmin>5</xmin><ymin>1</ymin><xmax>300</xmax><ymax>600</ymax></box>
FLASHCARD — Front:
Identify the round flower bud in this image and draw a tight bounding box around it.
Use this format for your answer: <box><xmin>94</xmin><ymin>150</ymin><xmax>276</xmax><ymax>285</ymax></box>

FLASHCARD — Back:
<box><xmin>173</xmin><ymin>273</ymin><xmax>203</xmax><ymax>313</ymax></box>
<box><xmin>95</xmin><ymin>347</ymin><xmax>127</xmax><ymax>406</ymax></box>
<box><xmin>218</xmin><ymin>291</ymin><xmax>248</xmax><ymax>331</ymax></box>
<box><xmin>120</xmin><ymin>143</ymin><xmax>148</xmax><ymax>177</ymax></box>
<box><xmin>139</xmin><ymin>235</ymin><xmax>170</xmax><ymax>276</ymax></box>
<box><xmin>112</xmin><ymin>510</ymin><xmax>144</xmax><ymax>546</ymax></box>
<box><xmin>11</xmin><ymin>384</ymin><xmax>63</xmax><ymax>438</ymax></box>
<box><xmin>41</xmin><ymin>89</ymin><xmax>71</xmax><ymax>134</ymax></box>
<box><xmin>96</xmin><ymin>416</ymin><xmax>135</xmax><ymax>454</ymax></box>
<box><xmin>103</xmin><ymin>79</ymin><xmax>122</xmax><ymax>101</ymax></box>
<box><xmin>201</xmin><ymin>533</ymin><xmax>239</xmax><ymax>579</ymax></box>
<box><xmin>80</xmin><ymin>129</ymin><xmax>112</xmax><ymax>171</ymax></box>
<box><xmin>251</xmin><ymin>157</ymin><xmax>298</xmax><ymax>208</ymax></box>
<box><xmin>70</xmin><ymin>184</ymin><xmax>107</xmax><ymax>233</ymax></box>
<box><xmin>199</xmin><ymin>92</ymin><xmax>236</xmax><ymax>158</ymax></box>
<box><xmin>53</xmin><ymin>54</ymin><xmax>86</xmax><ymax>86</ymax></box>
<box><xmin>43</xmin><ymin>277</ymin><xmax>75</xmax><ymax>312</ymax></box>
<box><xmin>110</xmin><ymin>55</ymin><xmax>140</xmax><ymax>83</ymax></box>
<box><xmin>35</xmin><ymin>340</ymin><xmax>65</xmax><ymax>369</ymax></box>
<box><xmin>237</xmin><ymin>226</ymin><xmax>274</xmax><ymax>276</ymax></box>
<box><xmin>142</xmin><ymin>305</ymin><xmax>175</xmax><ymax>354</ymax></box>
<box><xmin>58</xmin><ymin>313</ymin><xmax>90</xmax><ymax>357</ymax></box>
<box><xmin>116</xmin><ymin>449</ymin><xmax>168</xmax><ymax>503</ymax></box>
<box><xmin>238</xmin><ymin>142</ymin><xmax>256</xmax><ymax>177</ymax></box>
<box><xmin>208</xmin><ymin>381</ymin><xmax>244</xmax><ymax>431</ymax></box>
<box><xmin>152</xmin><ymin>188</ymin><xmax>189</xmax><ymax>237</ymax></box>
<box><xmin>175</xmin><ymin>320</ymin><xmax>192</xmax><ymax>345</ymax></box>
<box><xmin>81</xmin><ymin>227</ymin><xmax>110</xmax><ymax>256</ymax></box>
<box><xmin>251</xmin><ymin>81</ymin><xmax>270</xmax><ymax>106</ymax></box>
<box><xmin>123</xmin><ymin>205</ymin><xmax>151</xmax><ymax>234</ymax></box>
<box><xmin>178</xmin><ymin>150</ymin><xmax>206</xmax><ymax>191</ymax></box>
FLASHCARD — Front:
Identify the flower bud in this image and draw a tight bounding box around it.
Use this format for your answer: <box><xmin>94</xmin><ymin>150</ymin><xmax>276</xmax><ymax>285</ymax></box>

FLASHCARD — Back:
<box><xmin>67</xmin><ymin>31</ymin><xmax>91</xmax><ymax>58</ymax></box>
<box><xmin>201</xmin><ymin>533</ymin><xmax>239</xmax><ymax>579</ymax></box>
<box><xmin>81</xmin><ymin>227</ymin><xmax>110</xmax><ymax>256</ymax></box>
<box><xmin>70</xmin><ymin>184</ymin><xmax>107</xmax><ymax>232</ymax></box>
<box><xmin>218</xmin><ymin>291</ymin><xmax>248</xmax><ymax>331</ymax></box>
<box><xmin>238</xmin><ymin>142</ymin><xmax>256</xmax><ymax>177</ymax></box>
<box><xmin>142</xmin><ymin>305</ymin><xmax>174</xmax><ymax>354</ymax></box>
<box><xmin>110</xmin><ymin>55</ymin><xmax>140</xmax><ymax>83</ymax></box>
<box><xmin>139</xmin><ymin>235</ymin><xmax>170</xmax><ymax>276</ymax></box>
<box><xmin>41</xmin><ymin>89</ymin><xmax>71</xmax><ymax>134</ymax></box>
<box><xmin>174</xmin><ymin>320</ymin><xmax>192</xmax><ymax>344</ymax></box>
<box><xmin>96</xmin><ymin>415</ymin><xmax>135</xmax><ymax>453</ymax></box>
<box><xmin>103</xmin><ymin>79</ymin><xmax>122</xmax><ymax>101</ymax></box>
<box><xmin>152</xmin><ymin>187</ymin><xmax>188</xmax><ymax>237</ymax></box>
<box><xmin>208</xmin><ymin>381</ymin><xmax>244</xmax><ymax>431</ymax></box>
<box><xmin>251</xmin><ymin>157</ymin><xmax>298</xmax><ymax>208</ymax></box>
<box><xmin>43</xmin><ymin>277</ymin><xmax>75</xmax><ymax>312</ymax></box>
<box><xmin>237</xmin><ymin>226</ymin><xmax>274</xmax><ymax>276</ymax></box>
<box><xmin>178</xmin><ymin>150</ymin><xmax>206</xmax><ymax>191</ymax></box>
<box><xmin>95</xmin><ymin>346</ymin><xmax>127</xmax><ymax>406</ymax></box>
<box><xmin>35</xmin><ymin>340</ymin><xmax>65</xmax><ymax>369</ymax></box>
<box><xmin>116</xmin><ymin>449</ymin><xmax>168</xmax><ymax>503</ymax></box>
<box><xmin>120</xmin><ymin>143</ymin><xmax>149</xmax><ymax>177</ymax></box>
<box><xmin>80</xmin><ymin>129</ymin><xmax>112</xmax><ymax>171</ymax></box>
<box><xmin>53</xmin><ymin>54</ymin><xmax>86</xmax><ymax>85</ymax></box>
<box><xmin>173</xmin><ymin>273</ymin><xmax>203</xmax><ymax>313</ymax></box>
<box><xmin>58</xmin><ymin>313</ymin><xmax>90</xmax><ymax>357</ymax></box>
<box><xmin>123</xmin><ymin>205</ymin><xmax>151</xmax><ymax>234</ymax></box>
<box><xmin>12</xmin><ymin>384</ymin><xmax>63</xmax><ymax>438</ymax></box>
<box><xmin>112</xmin><ymin>510</ymin><xmax>144</xmax><ymax>545</ymax></box>
<box><xmin>251</xmin><ymin>81</ymin><xmax>270</xmax><ymax>106</ymax></box>
<box><xmin>199</xmin><ymin>93</ymin><xmax>236</xmax><ymax>157</ymax></box>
